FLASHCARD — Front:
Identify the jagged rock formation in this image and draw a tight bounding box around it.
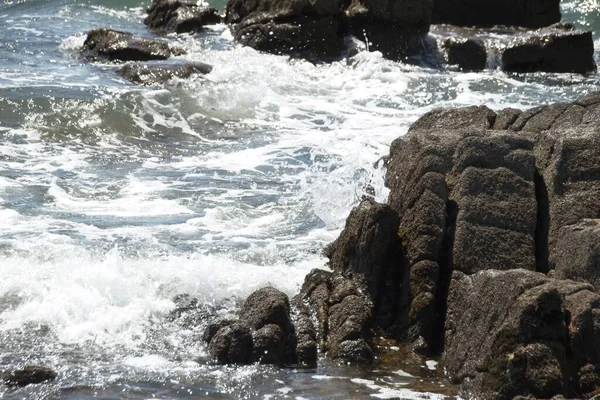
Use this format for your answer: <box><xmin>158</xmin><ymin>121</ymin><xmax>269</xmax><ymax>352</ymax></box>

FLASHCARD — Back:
<box><xmin>117</xmin><ymin>62</ymin><xmax>212</xmax><ymax>85</ymax></box>
<box><xmin>203</xmin><ymin>91</ymin><xmax>600</xmax><ymax>399</ymax></box>
<box><xmin>82</xmin><ymin>29</ymin><xmax>184</xmax><ymax>62</ymax></box>
<box><xmin>145</xmin><ymin>0</ymin><xmax>221</xmax><ymax>34</ymax></box>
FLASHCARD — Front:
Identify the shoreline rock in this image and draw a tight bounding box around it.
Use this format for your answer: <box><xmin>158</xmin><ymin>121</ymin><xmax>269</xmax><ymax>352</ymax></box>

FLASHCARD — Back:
<box><xmin>209</xmin><ymin>89</ymin><xmax>600</xmax><ymax>400</ymax></box>
<box><xmin>2</xmin><ymin>366</ymin><xmax>57</xmax><ymax>387</ymax></box>
<box><xmin>145</xmin><ymin>0</ymin><xmax>222</xmax><ymax>34</ymax></box>
<box><xmin>82</xmin><ymin>28</ymin><xmax>184</xmax><ymax>62</ymax></box>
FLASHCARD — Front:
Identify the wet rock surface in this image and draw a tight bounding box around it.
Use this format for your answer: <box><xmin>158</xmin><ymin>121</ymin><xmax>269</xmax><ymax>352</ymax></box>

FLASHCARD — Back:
<box><xmin>224</xmin><ymin>0</ymin><xmax>431</xmax><ymax>60</ymax></box>
<box><xmin>145</xmin><ymin>0</ymin><xmax>221</xmax><ymax>34</ymax></box>
<box><xmin>432</xmin><ymin>0</ymin><xmax>561</xmax><ymax>28</ymax></box>
<box><xmin>2</xmin><ymin>366</ymin><xmax>57</xmax><ymax>387</ymax></box>
<box><xmin>207</xmin><ymin>91</ymin><xmax>600</xmax><ymax>399</ymax></box>
<box><xmin>117</xmin><ymin>62</ymin><xmax>212</xmax><ymax>85</ymax></box>
<box><xmin>429</xmin><ymin>24</ymin><xmax>596</xmax><ymax>73</ymax></box>
<box><xmin>83</xmin><ymin>29</ymin><xmax>184</xmax><ymax>62</ymax></box>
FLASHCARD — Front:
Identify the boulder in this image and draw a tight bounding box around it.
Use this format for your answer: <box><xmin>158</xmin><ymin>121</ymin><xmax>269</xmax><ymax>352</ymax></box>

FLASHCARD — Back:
<box><xmin>204</xmin><ymin>287</ymin><xmax>304</xmax><ymax>366</ymax></box>
<box><xmin>432</xmin><ymin>0</ymin><xmax>561</xmax><ymax>28</ymax></box>
<box><xmin>428</xmin><ymin>24</ymin><xmax>596</xmax><ymax>74</ymax></box>
<box><xmin>443</xmin><ymin>269</ymin><xmax>600</xmax><ymax>399</ymax></box>
<box><xmin>554</xmin><ymin>219</ymin><xmax>600</xmax><ymax>292</ymax></box>
<box><xmin>2</xmin><ymin>366</ymin><xmax>57</xmax><ymax>387</ymax></box>
<box><xmin>82</xmin><ymin>29</ymin><xmax>184</xmax><ymax>62</ymax></box>
<box><xmin>501</xmin><ymin>25</ymin><xmax>596</xmax><ymax>74</ymax></box>
<box><xmin>225</xmin><ymin>0</ymin><xmax>432</xmax><ymax>60</ymax></box>
<box><xmin>117</xmin><ymin>62</ymin><xmax>212</xmax><ymax>85</ymax></box>
<box><xmin>207</xmin><ymin>322</ymin><xmax>254</xmax><ymax>364</ymax></box>
<box><xmin>145</xmin><ymin>0</ymin><xmax>221</xmax><ymax>34</ymax></box>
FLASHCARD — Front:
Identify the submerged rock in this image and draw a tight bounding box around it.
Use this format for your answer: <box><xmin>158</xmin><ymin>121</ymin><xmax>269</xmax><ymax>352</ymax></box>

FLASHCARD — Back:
<box><xmin>145</xmin><ymin>0</ymin><xmax>221</xmax><ymax>34</ymax></box>
<box><xmin>82</xmin><ymin>28</ymin><xmax>184</xmax><ymax>62</ymax></box>
<box><xmin>2</xmin><ymin>366</ymin><xmax>57</xmax><ymax>387</ymax></box>
<box><xmin>117</xmin><ymin>62</ymin><xmax>212</xmax><ymax>85</ymax></box>
<box><xmin>429</xmin><ymin>24</ymin><xmax>596</xmax><ymax>74</ymax></box>
<box><xmin>432</xmin><ymin>0</ymin><xmax>561</xmax><ymax>28</ymax></box>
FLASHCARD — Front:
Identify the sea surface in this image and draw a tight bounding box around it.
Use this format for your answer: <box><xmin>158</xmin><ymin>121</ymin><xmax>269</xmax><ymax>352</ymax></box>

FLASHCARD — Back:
<box><xmin>0</xmin><ymin>0</ymin><xmax>599</xmax><ymax>399</ymax></box>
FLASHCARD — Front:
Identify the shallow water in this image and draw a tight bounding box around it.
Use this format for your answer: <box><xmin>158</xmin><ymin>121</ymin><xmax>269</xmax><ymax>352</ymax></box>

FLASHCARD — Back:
<box><xmin>1</xmin><ymin>0</ymin><xmax>599</xmax><ymax>398</ymax></box>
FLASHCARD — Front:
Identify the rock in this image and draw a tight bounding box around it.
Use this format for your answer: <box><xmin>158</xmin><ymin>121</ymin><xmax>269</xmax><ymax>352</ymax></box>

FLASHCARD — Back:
<box><xmin>554</xmin><ymin>219</ymin><xmax>600</xmax><ymax>292</ymax></box>
<box><xmin>345</xmin><ymin>0</ymin><xmax>433</xmax><ymax>60</ymax></box>
<box><xmin>203</xmin><ymin>318</ymin><xmax>236</xmax><ymax>344</ymax></box>
<box><xmin>432</xmin><ymin>0</ymin><xmax>561</xmax><ymax>28</ymax></box>
<box><xmin>117</xmin><ymin>62</ymin><xmax>212</xmax><ymax>85</ymax></box>
<box><xmin>440</xmin><ymin>37</ymin><xmax>487</xmax><ymax>71</ymax></box>
<box><xmin>240</xmin><ymin>287</ymin><xmax>292</xmax><ymax>333</ymax></box>
<box><xmin>83</xmin><ymin>29</ymin><xmax>184</xmax><ymax>62</ymax></box>
<box><xmin>2</xmin><ymin>366</ymin><xmax>57</xmax><ymax>387</ymax></box>
<box><xmin>325</xmin><ymin>198</ymin><xmax>404</xmax><ymax>330</ymax></box>
<box><xmin>443</xmin><ymin>269</ymin><xmax>600</xmax><ymax>399</ymax></box>
<box><xmin>501</xmin><ymin>26</ymin><xmax>596</xmax><ymax>74</ymax></box>
<box><xmin>204</xmin><ymin>287</ymin><xmax>302</xmax><ymax>366</ymax></box>
<box><xmin>252</xmin><ymin>324</ymin><xmax>286</xmax><ymax>365</ymax></box>
<box><xmin>207</xmin><ymin>322</ymin><xmax>254</xmax><ymax>364</ymax></box>
<box><xmin>145</xmin><ymin>0</ymin><xmax>221</xmax><ymax>34</ymax></box>
<box><xmin>428</xmin><ymin>24</ymin><xmax>596</xmax><ymax>74</ymax></box>
<box><xmin>225</xmin><ymin>0</ymin><xmax>432</xmax><ymax>60</ymax></box>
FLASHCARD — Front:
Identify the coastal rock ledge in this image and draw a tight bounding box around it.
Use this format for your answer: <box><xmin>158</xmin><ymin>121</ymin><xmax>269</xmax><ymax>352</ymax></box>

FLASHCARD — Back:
<box><xmin>204</xmin><ymin>90</ymin><xmax>600</xmax><ymax>399</ymax></box>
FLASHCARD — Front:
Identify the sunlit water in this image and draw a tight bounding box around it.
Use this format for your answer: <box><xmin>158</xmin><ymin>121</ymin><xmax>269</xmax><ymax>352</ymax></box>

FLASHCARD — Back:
<box><xmin>0</xmin><ymin>0</ymin><xmax>599</xmax><ymax>398</ymax></box>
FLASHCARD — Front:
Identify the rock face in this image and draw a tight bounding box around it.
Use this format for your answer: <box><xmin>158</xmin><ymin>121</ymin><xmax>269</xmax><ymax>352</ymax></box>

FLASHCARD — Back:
<box><xmin>444</xmin><ymin>269</ymin><xmax>600</xmax><ymax>399</ymax></box>
<box><xmin>214</xmin><ymin>91</ymin><xmax>600</xmax><ymax>399</ymax></box>
<box><xmin>2</xmin><ymin>366</ymin><xmax>57</xmax><ymax>387</ymax></box>
<box><xmin>225</xmin><ymin>0</ymin><xmax>432</xmax><ymax>60</ymax></box>
<box><xmin>432</xmin><ymin>0</ymin><xmax>561</xmax><ymax>28</ymax></box>
<box><xmin>429</xmin><ymin>24</ymin><xmax>596</xmax><ymax>74</ymax></box>
<box><xmin>83</xmin><ymin>29</ymin><xmax>184</xmax><ymax>62</ymax></box>
<box><xmin>117</xmin><ymin>62</ymin><xmax>212</xmax><ymax>85</ymax></box>
<box><xmin>554</xmin><ymin>219</ymin><xmax>600</xmax><ymax>292</ymax></box>
<box><xmin>145</xmin><ymin>0</ymin><xmax>221</xmax><ymax>34</ymax></box>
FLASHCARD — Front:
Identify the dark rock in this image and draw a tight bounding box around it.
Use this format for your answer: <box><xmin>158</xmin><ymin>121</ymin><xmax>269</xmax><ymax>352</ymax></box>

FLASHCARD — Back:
<box><xmin>145</xmin><ymin>0</ymin><xmax>221</xmax><ymax>34</ymax></box>
<box><xmin>554</xmin><ymin>219</ymin><xmax>600</xmax><ymax>292</ymax></box>
<box><xmin>117</xmin><ymin>62</ymin><xmax>212</xmax><ymax>85</ymax></box>
<box><xmin>432</xmin><ymin>0</ymin><xmax>561</xmax><ymax>28</ymax></box>
<box><xmin>407</xmin><ymin>105</ymin><xmax>496</xmax><ymax>131</ymax></box>
<box><xmin>441</xmin><ymin>37</ymin><xmax>487</xmax><ymax>71</ymax></box>
<box><xmin>326</xmin><ymin>198</ymin><xmax>404</xmax><ymax>329</ymax></box>
<box><xmin>501</xmin><ymin>27</ymin><xmax>596</xmax><ymax>74</ymax></box>
<box><xmin>240</xmin><ymin>287</ymin><xmax>292</xmax><ymax>333</ymax></box>
<box><xmin>207</xmin><ymin>322</ymin><xmax>254</xmax><ymax>364</ymax></box>
<box><xmin>83</xmin><ymin>29</ymin><xmax>184</xmax><ymax>62</ymax></box>
<box><xmin>2</xmin><ymin>366</ymin><xmax>57</xmax><ymax>387</ymax></box>
<box><xmin>443</xmin><ymin>269</ymin><xmax>600</xmax><ymax>399</ymax></box>
<box><xmin>252</xmin><ymin>324</ymin><xmax>286</xmax><ymax>365</ymax></box>
<box><xmin>225</xmin><ymin>0</ymin><xmax>431</xmax><ymax>60</ymax></box>
<box><xmin>428</xmin><ymin>24</ymin><xmax>596</xmax><ymax>74</ymax></box>
<box><xmin>290</xmin><ymin>294</ymin><xmax>318</xmax><ymax>366</ymax></box>
<box><xmin>202</xmin><ymin>318</ymin><xmax>236</xmax><ymax>344</ymax></box>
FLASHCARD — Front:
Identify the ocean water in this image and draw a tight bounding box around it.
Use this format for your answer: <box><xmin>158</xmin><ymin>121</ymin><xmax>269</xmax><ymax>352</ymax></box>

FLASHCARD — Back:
<box><xmin>0</xmin><ymin>0</ymin><xmax>599</xmax><ymax>399</ymax></box>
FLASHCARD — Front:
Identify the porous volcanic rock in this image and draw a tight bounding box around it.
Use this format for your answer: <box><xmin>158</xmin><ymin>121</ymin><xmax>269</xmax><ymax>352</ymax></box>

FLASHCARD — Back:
<box><xmin>117</xmin><ymin>62</ymin><xmax>212</xmax><ymax>85</ymax></box>
<box><xmin>145</xmin><ymin>0</ymin><xmax>221</xmax><ymax>34</ymax></box>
